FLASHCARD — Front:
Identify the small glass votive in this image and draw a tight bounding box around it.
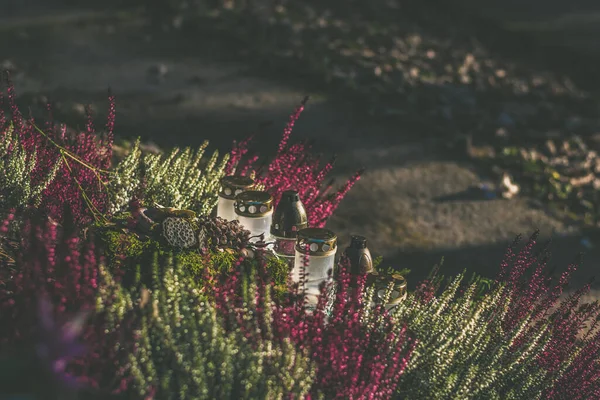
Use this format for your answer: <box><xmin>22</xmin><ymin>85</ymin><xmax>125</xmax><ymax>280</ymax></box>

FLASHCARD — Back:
<box><xmin>216</xmin><ymin>175</ymin><xmax>255</xmax><ymax>221</ymax></box>
<box><xmin>234</xmin><ymin>190</ymin><xmax>273</xmax><ymax>243</ymax></box>
<box><xmin>293</xmin><ymin>228</ymin><xmax>337</xmax><ymax>308</ymax></box>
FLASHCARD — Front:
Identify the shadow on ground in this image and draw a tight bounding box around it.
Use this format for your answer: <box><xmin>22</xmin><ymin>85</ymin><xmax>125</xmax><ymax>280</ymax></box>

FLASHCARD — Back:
<box><xmin>388</xmin><ymin>232</ymin><xmax>598</xmax><ymax>292</ymax></box>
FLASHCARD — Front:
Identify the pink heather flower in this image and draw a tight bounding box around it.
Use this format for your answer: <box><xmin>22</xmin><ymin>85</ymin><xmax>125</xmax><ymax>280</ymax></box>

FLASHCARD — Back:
<box><xmin>495</xmin><ymin>232</ymin><xmax>600</xmax><ymax>398</ymax></box>
<box><xmin>1</xmin><ymin>79</ymin><xmax>115</xmax><ymax>226</ymax></box>
<box><xmin>225</xmin><ymin>131</ymin><xmax>257</xmax><ymax>176</ymax></box>
<box><xmin>496</xmin><ymin>232</ymin><xmax>581</xmax><ymax>334</ymax></box>
<box><xmin>546</xmin><ymin>316</ymin><xmax>600</xmax><ymax>400</ymax></box>
<box><xmin>213</xmin><ymin>252</ymin><xmax>415</xmax><ymax>398</ymax></box>
<box><xmin>0</xmin><ymin>210</ymin><xmax>135</xmax><ymax>394</ymax></box>
<box><xmin>225</xmin><ymin>98</ymin><xmax>363</xmax><ymax>227</ymax></box>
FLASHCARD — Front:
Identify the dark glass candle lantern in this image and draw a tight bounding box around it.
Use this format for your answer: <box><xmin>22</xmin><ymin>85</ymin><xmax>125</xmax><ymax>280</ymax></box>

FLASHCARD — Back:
<box><xmin>271</xmin><ymin>190</ymin><xmax>308</xmax><ymax>268</ymax></box>
<box><xmin>341</xmin><ymin>235</ymin><xmax>374</xmax><ymax>287</ymax></box>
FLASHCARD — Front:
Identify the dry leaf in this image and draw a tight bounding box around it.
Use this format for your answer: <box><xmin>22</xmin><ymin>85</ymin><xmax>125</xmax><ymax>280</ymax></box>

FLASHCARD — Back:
<box><xmin>501</xmin><ymin>173</ymin><xmax>520</xmax><ymax>199</ymax></box>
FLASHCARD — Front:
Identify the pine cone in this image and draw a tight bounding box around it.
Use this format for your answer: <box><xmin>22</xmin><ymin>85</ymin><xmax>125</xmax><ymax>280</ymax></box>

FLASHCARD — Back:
<box><xmin>162</xmin><ymin>217</ymin><xmax>197</xmax><ymax>249</ymax></box>
<box><xmin>196</xmin><ymin>215</ymin><xmax>250</xmax><ymax>252</ymax></box>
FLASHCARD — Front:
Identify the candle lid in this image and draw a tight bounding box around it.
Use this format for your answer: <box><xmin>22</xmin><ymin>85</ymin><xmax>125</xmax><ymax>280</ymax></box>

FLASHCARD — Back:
<box><xmin>349</xmin><ymin>235</ymin><xmax>368</xmax><ymax>249</ymax></box>
<box><xmin>271</xmin><ymin>190</ymin><xmax>308</xmax><ymax>238</ymax></box>
<box><xmin>234</xmin><ymin>190</ymin><xmax>273</xmax><ymax>217</ymax></box>
<box><xmin>295</xmin><ymin>228</ymin><xmax>337</xmax><ymax>256</ymax></box>
<box><xmin>219</xmin><ymin>176</ymin><xmax>255</xmax><ymax>200</ymax></box>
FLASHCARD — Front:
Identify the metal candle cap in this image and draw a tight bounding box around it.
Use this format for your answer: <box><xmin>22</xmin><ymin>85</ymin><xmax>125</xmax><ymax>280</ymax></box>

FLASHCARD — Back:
<box><xmin>271</xmin><ymin>190</ymin><xmax>308</xmax><ymax>238</ymax></box>
<box><xmin>295</xmin><ymin>228</ymin><xmax>337</xmax><ymax>256</ymax></box>
<box><xmin>234</xmin><ymin>190</ymin><xmax>273</xmax><ymax>217</ymax></box>
<box><xmin>219</xmin><ymin>176</ymin><xmax>255</xmax><ymax>200</ymax></box>
<box><xmin>350</xmin><ymin>235</ymin><xmax>368</xmax><ymax>249</ymax></box>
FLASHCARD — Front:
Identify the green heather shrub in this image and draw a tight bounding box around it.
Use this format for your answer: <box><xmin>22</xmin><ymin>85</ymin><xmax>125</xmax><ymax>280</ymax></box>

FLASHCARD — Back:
<box><xmin>0</xmin><ymin>123</ymin><xmax>62</xmax><ymax>211</ymax></box>
<box><xmin>108</xmin><ymin>138</ymin><xmax>229</xmax><ymax>215</ymax></box>
<box><xmin>96</xmin><ymin>253</ymin><xmax>315</xmax><ymax>399</ymax></box>
<box><xmin>391</xmin><ymin>274</ymin><xmax>549</xmax><ymax>399</ymax></box>
<box><xmin>390</xmin><ymin>234</ymin><xmax>600</xmax><ymax>400</ymax></box>
<box><xmin>0</xmin><ymin>79</ymin><xmax>115</xmax><ymax>226</ymax></box>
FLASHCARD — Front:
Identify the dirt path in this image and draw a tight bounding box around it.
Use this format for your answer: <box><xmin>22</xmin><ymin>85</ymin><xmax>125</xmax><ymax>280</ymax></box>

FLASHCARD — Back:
<box><xmin>1</xmin><ymin>4</ymin><xmax>598</xmax><ymax>292</ymax></box>
<box><xmin>456</xmin><ymin>0</ymin><xmax>600</xmax><ymax>57</ymax></box>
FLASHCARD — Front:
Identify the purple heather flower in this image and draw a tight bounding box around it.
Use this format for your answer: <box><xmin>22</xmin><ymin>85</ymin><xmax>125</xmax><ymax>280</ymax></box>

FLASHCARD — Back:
<box><xmin>225</xmin><ymin>98</ymin><xmax>363</xmax><ymax>228</ymax></box>
<box><xmin>1</xmin><ymin>80</ymin><xmax>114</xmax><ymax>226</ymax></box>
<box><xmin>213</xmin><ymin>253</ymin><xmax>414</xmax><ymax>398</ymax></box>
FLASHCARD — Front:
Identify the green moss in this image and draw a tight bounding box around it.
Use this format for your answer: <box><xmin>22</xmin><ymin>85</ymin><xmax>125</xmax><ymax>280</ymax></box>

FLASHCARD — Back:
<box><xmin>96</xmin><ymin>216</ymin><xmax>293</xmax><ymax>300</ymax></box>
<box><xmin>174</xmin><ymin>250</ymin><xmax>206</xmax><ymax>277</ymax></box>
<box><xmin>102</xmin><ymin>211</ymin><xmax>132</xmax><ymax>225</ymax></box>
<box><xmin>266</xmin><ymin>255</ymin><xmax>290</xmax><ymax>286</ymax></box>
<box><xmin>173</xmin><ymin>247</ymin><xmax>242</xmax><ymax>295</ymax></box>
<box><xmin>208</xmin><ymin>249</ymin><xmax>238</xmax><ymax>274</ymax></box>
<box><xmin>232</xmin><ymin>255</ymin><xmax>290</xmax><ymax>301</ymax></box>
<box><xmin>100</xmin><ymin>227</ymin><xmax>160</xmax><ymax>261</ymax></box>
<box><xmin>178</xmin><ymin>248</ymin><xmax>236</xmax><ymax>276</ymax></box>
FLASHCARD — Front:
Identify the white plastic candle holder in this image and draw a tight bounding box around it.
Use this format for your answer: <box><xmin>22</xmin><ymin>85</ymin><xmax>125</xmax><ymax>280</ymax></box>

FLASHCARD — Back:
<box><xmin>216</xmin><ymin>175</ymin><xmax>255</xmax><ymax>221</ymax></box>
<box><xmin>234</xmin><ymin>190</ymin><xmax>274</xmax><ymax>243</ymax></box>
<box><xmin>293</xmin><ymin>228</ymin><xmax>337</xmax><ymax>308</ymax></box>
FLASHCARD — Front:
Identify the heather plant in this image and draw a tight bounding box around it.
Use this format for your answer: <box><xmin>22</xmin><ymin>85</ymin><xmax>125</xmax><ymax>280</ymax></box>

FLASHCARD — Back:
<box><xmin>108</xmin><ymin>138</ymin><xmax>229</xmax><ymax>215</ymax></box>
<box><xmin>391</xmin><ymin>274</ymin><xmax>552</xmax><ymax>399</ymax></box>
<box><xmin>0</xmin><ymin>208</ymin><xmax>18</xmax><ymax>268</ymax></box>
<box><xmin>496</xmin><ymin>233</ymin><xmax>600</xmax><ymax>399</ymax></box>
<box><xmin>95</xmin><ymin>252</ymin><xmax>316</xmax><ymax>399</ymax></box>
<box><xmin>5</xmin><ymin>80</ymin><xmax>600</xmax><ymax>400</ymax></box>
<box><xmin>0</xmin><ymin>79</ymin><xmax>115</xmax><ymax>225</ymax></box>
<box><xmin>389</xmin><ymin>232</ymin><xmax>600</xmax><ymax>399</ymax></box>
<box><xmin>213</xmin><ymin>253</ymin><xmax>416</xmax><ymax>399</ymax></box>
<box><xmin>94</xmin><ymin>212</ymin><xmax>290</xmax><ymax>299</ymax></box>
<box><xmin>0</xmin><ymin>294</ymin><xmax>90</xmax><ymax>399</ymax></box>
<box><xmin>0</xmin><ymin>210</ymin><xmax>135</xmax><ymax>396</ymax></box>
<box><xmin>0</xmin><ymin>123</ymin><xmax>63</xmax><ymax>211</ymax></box>
<box><xmin>226</xmin><ymin>97</ymin><xmax>363</xmax><ymax>227</ymax></box>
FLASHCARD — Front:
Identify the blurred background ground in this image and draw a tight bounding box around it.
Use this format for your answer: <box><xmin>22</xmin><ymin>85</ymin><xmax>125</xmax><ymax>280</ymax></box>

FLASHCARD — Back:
<box><xmin>1</xmin><ymin>0</ymin><xmax>600</xmax><ymax>292</ymax></box>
